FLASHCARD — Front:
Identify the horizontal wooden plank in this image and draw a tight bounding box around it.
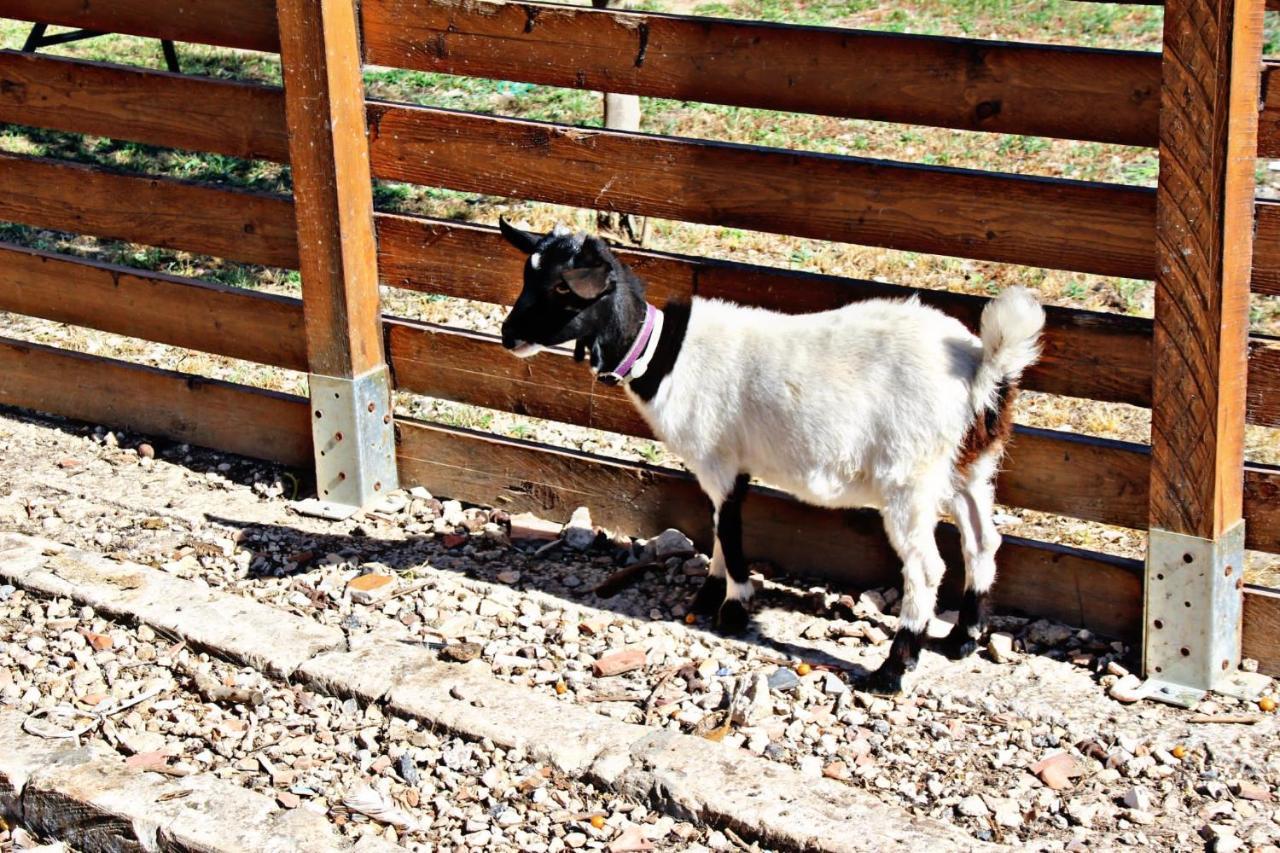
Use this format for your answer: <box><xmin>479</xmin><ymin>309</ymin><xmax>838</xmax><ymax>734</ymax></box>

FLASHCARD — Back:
<box><xmin>0</xmin><ymin>244</ymin><xmax>307</xmax><ymax>371</ymax></box>
<box><xmin>369</xmin><ymin>103</ymin><xmax>1158</xmax><ymax>279</ymax></box>
<box><xmin>0</xmin><ymin>154</ymin><xmax>299</xmax><ymax>269</ymax></box>
<box><xmin>1248</xmin><ymin>340</ymin><xmax>1280</xmax><ymax>430</ymax></box>
<box><xmin>0</xmin><ymin>51</ymin><xmax>290</xmax><ymax>162</ymax></box>
<box><xmin>1261</xmin><ymin>62</ymin><xmax>1280</xmax><ymax>159</ymax></box>
<box><xmin>1244</xmin><ymin>586</ymin><xmax>1280</xmax><ymax>677</ymax></box>
<box><xmin>0</xmin><ymin>0</ymin><xmax>280</xmax><ymax>53</ymax></box>
<box><xmin>362</xmin><ymin>0</ymin><xmax>1161</xmax><ymax>146</ymax></box>
<box><xmin>0</xmin><ymin>337</ymin><xmax>310</xmax><ymax>466</ymax></box>
<box><xmin>395</xmin><ymin>416</ymin><xmax>1144</xmax><ymax>640</ymax></box>
<box><xmin>1245</xmin><ymin>462</ymin><xmax>1280</xmax><ymax>555</ymax></box>
<box><xmin>386</xmin><ymin>318</ymin><xmax>1153</xmax><ymax>529</ymax></box>
<box><xmin>1253</xmin><ymin>200</ymin><xmax>1280</xmax><ymax>296</ymax></box>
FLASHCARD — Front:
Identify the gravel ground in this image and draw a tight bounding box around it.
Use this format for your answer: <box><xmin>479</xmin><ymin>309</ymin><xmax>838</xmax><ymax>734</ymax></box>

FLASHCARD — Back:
<box><xmin>2</xmin><ymin>407</ymin><xmax>1279</xmax><ymax>852</ymax></box>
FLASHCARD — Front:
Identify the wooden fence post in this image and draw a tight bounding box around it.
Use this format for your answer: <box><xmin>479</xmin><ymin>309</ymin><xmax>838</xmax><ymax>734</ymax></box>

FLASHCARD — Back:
<box><xmin>276</xmin><ymin>0</ymin><xmax>397</xmax><ymax>516</ymax></box>
<box><xmin>1144</xmin><ymin>0</ymin><xmax>1266</xmax><ymax>704</ymax></box>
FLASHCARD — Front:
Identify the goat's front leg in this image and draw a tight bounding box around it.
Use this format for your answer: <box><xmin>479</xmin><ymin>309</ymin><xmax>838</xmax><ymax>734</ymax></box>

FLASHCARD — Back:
<box><xmin>690</xmin><ymin>473</ymin><xmax>753</xmax><ymax>633</ymax></box>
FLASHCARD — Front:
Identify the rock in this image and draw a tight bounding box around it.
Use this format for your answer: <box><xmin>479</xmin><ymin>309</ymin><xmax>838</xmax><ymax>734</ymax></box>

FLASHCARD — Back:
<box><xmin>823</xmin><ymin>761</ymin><xmax>850</xmax><ymax>782</ymax></box>
<box><xmin>1066</xmin><ymin>800</ymin><xmax>1100</xmax><ymax>827</ymax></box>
<box><xmin>861</xmin><ymin>625</ymin><xmax>889</xmax><ymax>646</ymax></box>
<box><xmin>730</xmin><ymin>672</ymin><xmax>772</xmax><ymax>726</ymax></box>
<box><xmin>562</xmin><ymin>507</ymin><xmax>596</xmax><ymax>551</ymax></box>
<box><xmin>767</xmin><ymin>668</ymin><xmax>801</xmax><ymax>693</ymax></box>
<box><xmin>987</xmin><ymin>632</ymin><xmax>1016</xmax><ymax>663</ymax></box>
<box><xmin>991</xmin><ymin>799</ymin><xmax>1022</xmax><ymax>829</ymax></box>
<box><xmin>510</xmin><ymin>512</ymin><xmax>560</xmax><ymax>541</ymax></box>
<box><xmin>441</xmin><ymin>533</ymin><xmax>468</xmax><ymax>549</ymax></box>
<box><xmin>1123</xmin><ymin>786</ymin><xmax>1152</xmax><ymax>811</ymax></box>
<box><xmin>437</xmin><ymin>640</ymin><xmax>481</xmax><ymax>660</ymax></box>
<box><xmin>1125</xmin><ymin>809</ymin><xmax>1156</xmax><ymax>826</ymax></box>
<box><xmin>277</xmin><ymin>791</ymin><xmax>301</xmax><ymax>809</ymax></box>
<box><xmin>80</xmin><ymin>630</ymin><xmax>113</xmax><ymax>651</ymax></box>
<box><xmin>137</xmin><ymin>443</ymin><xmax>155</xmax><ymax>459</ymax></box>
<box><xmin>1109</xmin><ymin>674</ymin><xmax>1148</xmax><ymax>703</ymax></box>
<box><xmin>1235</xmin><ymin>781</ymin><xmax>1274</xmax><ymax>802</ymax></box>
<box><xmin>347</xmin><ymin>573</ymin><xmax>396</xmax><ymax>604</ymax></box>
<box><xmin>608</xmin><ymin>825</ymin><xmax>655</xmax><ymax>852</ymax></box>
<box><xmin>124</xmin><ymin>751</ymin><xmax>169</xmax><ymax>772</ymax></box>
<box><xmin>1032</xmin><ymin>751</ymin><xmax>1082</xmax><ymax>790</ymax></box>
<box><xmin>592</xmin><ymin>648</ymin><xmax>646</xmax><ymax>677</ymax></box>
<box><xmin>957</xmin><ymin>795</ymin><xmax>989</xmax><ymax>818</ymax></box>
<box><xmin>642</xmin><ymin>529</ymin><xmax>696</xmax><ymax>561</ymax></box>
<box><xmin>497</xmin><ymin>570</ymin><xmax>521</xmax><ymax>584</ymax></box>
<box><xmin>1026</xmin><ymin>620</ymin><xmax>1073</xmax><ymax>647</ymax></box>
<box><xmin>857</xmin><ymin>590</ymin><xmax>886</xmax><ymax>616</ymax></box>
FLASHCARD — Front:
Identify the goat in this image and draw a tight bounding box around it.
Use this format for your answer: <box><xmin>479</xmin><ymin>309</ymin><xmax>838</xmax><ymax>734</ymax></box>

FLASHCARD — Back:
<box><xmin>496</xmin><ymin>219</ymin><xmax>1045</xmax><ymax>694</ymax></box>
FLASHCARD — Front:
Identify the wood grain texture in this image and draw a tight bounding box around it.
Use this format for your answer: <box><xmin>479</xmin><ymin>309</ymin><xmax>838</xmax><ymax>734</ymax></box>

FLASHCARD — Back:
<box><xmin>395</xmin><ymin>417</ymin><xmax>1144</xmax><ymax>639</ymax></box>
<box><xmin>0</xmin><ymin>337</ymin><xmax>310</xmax><ymax>466</ymax></box>
<box><xmin>1244</xmin><ymin>463</ymin><xmax>1280</xmax><ymax>554</ymax></box>
<box><xmin>0</xmin><ymin>0</ymin><xmax>279</xmax><ymax>52</ymax></box>
<box><xmin>0</xmin><ymin>51</ymin><xmax>289</xmax><ymax>162</ymax></box>
<box><xmin>0</xmin><ymin>244</ymin><xmax>306</xmax><ymax>371</ymax></box>
<box><xmin>1261</xmin><ymin>62</ymin><xmax>1280</xmax><ymax>159</ymax></box>
<box><xmin>0</xmin><ymin>154</ymin><xmax>298</xmax><ymax>269</ymax></box>
<box><xmin>277</xmin><ymin>0</ymin><xmax>385</xmax><ymax>378</ymax></box>
<box><xmin>1251</xmin><ymin>200</ymin><xmax>1280</xmax><ymax>296</ymax></box>
<box><xmin>1149</xmin><ymin>0</ymin><xmax>1263</xmax><ymax>538</ymax></box>
<box><xmin>362</xmin><ymin>0</ymin><xmax>1161</xmax><ymax>146</ymax></box>
<box><xmin>1243</xmin><ymin>586</ymin><xmax>1280</xmax><ymax>676</ymax></box>
<box><xmin>369</xmin><ymin>103</ymin><xmax>1156</xmax><ymax>278</ymax></box>
<box><xmin>1247</xmin><ymin>340</ymin><xmax>1280</xmax><ymax>429</ymax></box>
<box><xmin>385</xmin><ymin>319</ymin><xmax>1154</xmax><ymax>529</ymax></box>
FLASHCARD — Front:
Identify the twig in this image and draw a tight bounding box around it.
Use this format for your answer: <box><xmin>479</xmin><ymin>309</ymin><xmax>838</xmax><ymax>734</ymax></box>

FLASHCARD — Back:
<box><xmin>1188</xmin><ymin>713</ymin><xmax>1260</xmax><ymax>725</ymax></box>
<box><xmin>385</xmin><ymin>580</ymin><xmax>431</xmax><ymax>602</ymax></box>
<box><xmin>590</xmin><ymin>559</ymin><xmax>662</xmax><ymax>598</ymax></box>
<box><xmin>23</xmin><ymin>681</ymin><xmax>168</xmax><ymax>743</ymax></box>
<box><xmin>642</xmin><ymin>666</ymin><xmax>681</xmax><ymax>725</ymax></box>
<box><xmin>583</xmin><ymin>692</ymin><xmax>646</xmax><ymax>703</ymax></box>
<box><xmin>724</xmin><ymin>827</ymin><xmax>755</xmax><ymax>852</ymax></box>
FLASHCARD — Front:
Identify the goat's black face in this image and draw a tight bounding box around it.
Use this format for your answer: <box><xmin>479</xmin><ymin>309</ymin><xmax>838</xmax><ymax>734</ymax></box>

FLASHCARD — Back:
<box><xmin>498</xmin><ymin>218</ymin><xmax>622</xmax><ymax>358</ymax></box>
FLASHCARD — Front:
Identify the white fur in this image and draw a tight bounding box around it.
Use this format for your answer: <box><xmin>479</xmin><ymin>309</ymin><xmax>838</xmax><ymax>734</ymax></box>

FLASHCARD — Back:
<box><xmin>510</xmin><ymin>342</ymin><xmax>544</xmax><ymax>358</ymax></box>
<box><xmin>625</xmin><ymin>287</ymin><xmax>1044</xmax><ymax>636</ymax></box>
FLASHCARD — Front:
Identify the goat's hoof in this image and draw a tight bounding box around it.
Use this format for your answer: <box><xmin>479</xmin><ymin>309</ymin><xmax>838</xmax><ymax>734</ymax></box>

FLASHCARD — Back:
<box><xmin>857</xmin><ymin>667</ymin><xmax>904</xmax><ymax>696</ymax></box>
<box><xmin>935</xmin><ymin>630</ymin><xmax>980</xmax><ymax>661</ymax></box>
<box><xmin>715</xmin><ymin>599</ymin><xmax>751</xmax><ymax>634</ymax></box>
<box><xmin>690</xmin><ymin>577</ymin><xmax>726</xmax><ymax>616</ymax></box>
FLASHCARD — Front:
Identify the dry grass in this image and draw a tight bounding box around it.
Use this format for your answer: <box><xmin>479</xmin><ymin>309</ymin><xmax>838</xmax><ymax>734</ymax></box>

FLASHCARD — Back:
<box><xmin>0</xmin><ymin>7</ymin><xmax>1278</xmax><ymax>583</ymax></box>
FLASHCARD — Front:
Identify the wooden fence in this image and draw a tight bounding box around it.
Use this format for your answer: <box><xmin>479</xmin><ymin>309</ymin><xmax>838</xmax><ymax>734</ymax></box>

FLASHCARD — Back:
<box><xmin>0</xmin><ymin>0</ymin><xmax>1277</xmax><ymax>675</ymax></box>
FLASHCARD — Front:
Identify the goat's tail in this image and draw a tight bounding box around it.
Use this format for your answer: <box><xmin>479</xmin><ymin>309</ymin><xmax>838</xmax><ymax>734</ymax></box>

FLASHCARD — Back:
<box><xmin>970</xmin><ymin>286</ymin><xmax>1045</xmax><ymax>415</ymax></box>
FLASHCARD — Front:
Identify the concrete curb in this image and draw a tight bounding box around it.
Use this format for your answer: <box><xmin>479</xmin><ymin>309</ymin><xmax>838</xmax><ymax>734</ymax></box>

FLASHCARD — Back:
<box><xmin>0</xmin><ymin>533</ymin><xmax>997</xmax><ymax>852</ymax></box>
<box><xmin>0</xmin><ymin>711</ymin><xmax>399</xmax><ymax>853</ymax></box>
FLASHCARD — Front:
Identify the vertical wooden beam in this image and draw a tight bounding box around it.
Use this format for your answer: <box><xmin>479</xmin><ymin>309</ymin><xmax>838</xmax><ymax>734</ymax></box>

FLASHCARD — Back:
<box><xmin>277</xmin><ymin>0</ymin><xmax>382</xmax><ymax>379</ymax></box>
<box><xmin>277</xmin><ymin>0</ymin><xmax>397</xmax><ymax>512</ymax></box>
<box><xmin>1144</xmin><ymin>0</ymin><xmax>1265</xmax><ymax>700</ymax></box>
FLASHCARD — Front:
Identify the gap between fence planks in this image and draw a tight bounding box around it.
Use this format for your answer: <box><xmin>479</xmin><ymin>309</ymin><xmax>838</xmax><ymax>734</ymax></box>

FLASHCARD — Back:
<box><xmin>3</xmin><ymin>51</ymin><xmax>1280</xmax><ymax>290</ymax></box>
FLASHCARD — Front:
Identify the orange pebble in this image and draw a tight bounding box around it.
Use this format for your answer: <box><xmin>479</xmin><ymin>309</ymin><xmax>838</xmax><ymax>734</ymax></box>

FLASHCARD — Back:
<box><xmin>590</xmin><ymin>814</ymin><xmax>606</xmax><ymax>830</ymax></box>
<box><xmin>555</xmin><ymin>681</ymin><xmax>567</xmax><ymax>695</ymax></box>
<box><xmin>1260</xmin><ymin>696</ymin><xmax>1277</xmax><ymax>713</ymax></box>
<box><xmin>684</xmin><ymin>613</ymin><xmax>697</xmax><ymax>625</ymax></box>
<box><xmin>796</xmin><ymin>663</ymin><xmax>812</xmax><ymax>677</ymax></box>
<box><xmin>1171</xmin><ymin>744</ymin><xmax>1187</xmax><ymax>760</ymax></box>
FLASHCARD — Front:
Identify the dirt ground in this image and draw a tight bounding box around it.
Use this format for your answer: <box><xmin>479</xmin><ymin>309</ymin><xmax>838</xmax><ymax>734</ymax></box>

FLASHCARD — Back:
<box><xmin>1</xmin><ymin>407</ymin><xmax>1278</xmax><ymax>852</ymax></box>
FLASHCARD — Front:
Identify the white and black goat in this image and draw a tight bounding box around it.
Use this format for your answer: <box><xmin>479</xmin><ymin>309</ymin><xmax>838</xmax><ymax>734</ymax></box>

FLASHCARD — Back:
<box><xmin>497</xmin><ymin>219</ymin><xmax>1045</xmax><ymax>694</ymax></box>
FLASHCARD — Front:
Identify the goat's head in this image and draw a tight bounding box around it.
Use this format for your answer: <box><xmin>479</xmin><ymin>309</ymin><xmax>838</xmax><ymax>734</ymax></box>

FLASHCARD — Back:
<box><xmin>497</xmin><ymin>218</ymin><xmax>642</xmax><ymax>360</ymax></box>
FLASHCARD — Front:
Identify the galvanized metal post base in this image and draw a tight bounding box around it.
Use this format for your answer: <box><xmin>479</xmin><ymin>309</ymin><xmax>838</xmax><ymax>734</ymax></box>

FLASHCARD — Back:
<box><xmin>1141</xmin><ymin>522</ymin><xmax>1267</xmax><ymax>707</ymax></box>
<box><xmin>293</xmin><ymin>366</ymin><xmax>398</xmax><ymax>521</ymax></box>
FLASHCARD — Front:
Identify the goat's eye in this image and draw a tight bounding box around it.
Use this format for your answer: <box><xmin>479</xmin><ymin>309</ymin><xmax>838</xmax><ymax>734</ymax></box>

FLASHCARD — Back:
<box><xmin>553</xmin><ymin>282</ymin><xmax>571</xmax><ymax>296</ymax></box>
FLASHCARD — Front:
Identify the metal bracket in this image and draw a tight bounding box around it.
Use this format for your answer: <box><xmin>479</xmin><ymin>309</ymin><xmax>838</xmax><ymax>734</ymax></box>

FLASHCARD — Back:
<box><xmin>1142</xmin><ymin>522</ymin><xmax>1256</xmax><ymax>707</ymax></box>
<box><xmin>294</xmin><ymin>366</ymin><xmax>398</xmax><ymax>520</ymax></box>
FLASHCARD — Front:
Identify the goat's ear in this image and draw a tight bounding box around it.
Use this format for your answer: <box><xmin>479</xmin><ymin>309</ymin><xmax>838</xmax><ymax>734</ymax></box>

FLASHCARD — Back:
<box><xmin>498</xmin><ymin>217</ymin><xmax>540</xmax><ymax>254</ymax></box>
<box><xmin>562</xmin><ymin>266</ymin><xmax>611</xmax><ymax>300</ymax></box>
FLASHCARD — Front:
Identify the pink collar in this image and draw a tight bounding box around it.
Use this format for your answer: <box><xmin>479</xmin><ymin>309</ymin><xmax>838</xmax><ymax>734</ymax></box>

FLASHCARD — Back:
<box><xmin>597</xmin><ymin>303</ymin><xmax>657</xmax><ymax>386</ymax></box>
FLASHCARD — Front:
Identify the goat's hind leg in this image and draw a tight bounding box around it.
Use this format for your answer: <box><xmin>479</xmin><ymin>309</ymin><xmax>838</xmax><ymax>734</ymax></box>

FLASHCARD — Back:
<box><xmin>937</xmin><ymin>471</ymin><xmax>1000</xmax><ymax>660</ymax></box>
<box><xmin>860</xmin><ymin>491</ymin><xmax>946</xmax><ymax>695</ymax></box>
<box><xmin>690</xmin><ymin>473</ymin><xmax>753</xmax><ymax>633</ymax></box>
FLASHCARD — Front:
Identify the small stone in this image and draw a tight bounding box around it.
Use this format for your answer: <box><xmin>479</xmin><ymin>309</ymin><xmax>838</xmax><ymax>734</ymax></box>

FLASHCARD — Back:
<box><xmin>987</xmin><ymin>632</ymin><xmax>1016</xmax><ymax>663</ymax></box>
<box><xmin>767</xmin><ymin>668</ymin><xmax>801</xmax><ymax>693</ymax></box>
<box><xmin>1032</xmin><ymin>752</ymin><xmax>1083</xmax><ymax>790</ymax></box>
<box><xmin>592</xmin><ymin>648</ymin><xmax>646</xmax><ymax>677</ymax></box>
<box><xmin>608</xmin><ymin>825</ymin><xmax>655</xmax><ymax>852</ymax></box>
<box><xmin>1109</xmin><ymin>674</ymin><xmax>1148</xmax><ymax>703</ymax></box>
<box><xmin>1236</xmin><ymin>781</ymin><xmax>1274</xmax><ymax>802</ymax></box>
<box><xmin>497</xmin><ymin>570</ymin><xmax>521</xmax><ymax>584</ymax></box>
<box><xmin>957</xmin><ymin>795</ymin><xmax>989</xmax><ymax>818</ymax></box>
<box><xmin>510</xmin><ymin>512</ymin><xmax>560</xmax><ymax>541</ymax></box>
<box><xmin>861</xmin><ymin>625</ymin><xmax>889</xmax><ymax>646</ymax></box>
<box><xmin>397</xmin><ymin>754</ymin><xmax>420</xmax><ymax>785</ymax></box>
<box><xmin>277</xmin><ymin>791</ymin><xmax>301</xmax><ymax>809</ymax></box>
<box><xmin>80</xmin><ymin>630</ymin><xmax>113</xmax><ymax>651</ymax></box>
<box><xmin>441</xmin><ymin>533</ymin><xmax>468</xmax><ymax>549</ymax></box>
<box><xmin>440</xmin><ymin>642</ymin><xmax>483</xmax><ymax>663</ymax></box>
<box><xmin>562</xmin><ymin>507</ymin><xmax>596</xmax><ymax>551</ymax></box>
<box><xmin>642</xmin><ymin>529</ymin><xmax>696</xmax><ymax>561</ymax></box>
<box><xmin>823</xmin><ymin>761</ymin><xmax>850</xmax><ymax>782</ymax></box>
<box><xmin>731</xmin><ymin>672</ymin><xmax>772</xmax><ymax>725</ymax></box>
<box><xmin>347</xmin><ymin>573</ymin><xmax>396</xmax><ymax>604</ymax></box>
<box><xmin>57</xmin><ymin>457</ymin><xmax>81</xmax><ymax>469</ymax></box>
<box><xmin>1026</xmin><ymin>620</ymin><xmax>1073</xmax><ymax>647</ymax></box>
<box><xmin>992</xmin><ymin>799</ymin><xmax>1022</xmax><ymax>829</ymax></box>
<box><xmin>137</xmin><ymin>443</ymin><xmax>155</xmax><ymax>459</ymax></box>
<box><xmin>125</xmin><ymin>751</ymin><xmax>169</xmax><ymax>772</ymax></box>
<box><xmin>1123</xmin><ymin>786</ymin><xmax>1152</xmax><ymax>811</ymax></box>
